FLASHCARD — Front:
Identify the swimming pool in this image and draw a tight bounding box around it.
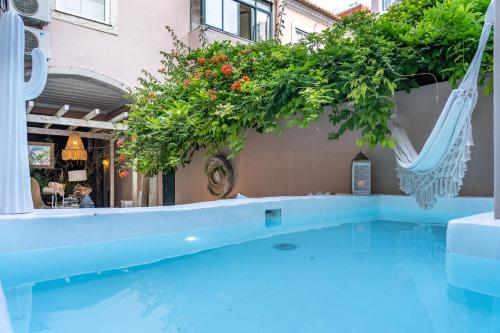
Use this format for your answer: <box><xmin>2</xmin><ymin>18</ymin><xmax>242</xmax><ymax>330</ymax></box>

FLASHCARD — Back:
<box><xmin>0</xmin><ymin>195</ymin><xmax>498</xmax><ymax>332</ymax></box>
<box><xmin>5</xmin><ymin>220</ymin><xmax>500</xmax><ymax>333</ymax></box>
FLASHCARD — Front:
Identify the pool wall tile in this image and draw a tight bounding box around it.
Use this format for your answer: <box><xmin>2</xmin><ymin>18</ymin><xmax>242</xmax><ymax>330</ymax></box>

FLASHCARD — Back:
<box><xmin>0</xmin><ymin>195</ymin><xmax>492</xmax><ymax>289</ymax></box>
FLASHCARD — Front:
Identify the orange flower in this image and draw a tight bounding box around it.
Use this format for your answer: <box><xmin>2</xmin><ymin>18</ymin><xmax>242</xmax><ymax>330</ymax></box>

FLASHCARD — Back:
<box><xmin>221</xmin><ymin>64</ymin><xmax>233</xmax><ymax>77</ymax></box>
<box><xmin>196</xmin><ymin>71</ymin><xmax>204</xmax><ymax>79</ymax></box>
<box><xmin>241</xmin><ymin>75</ymin><xmax>251</xmax><ymax>82</ymax></box>
<box><xmin>209</xmin><ymin>58</ymin><xmax>217</xmax><ymax>64</ymax></box>
<box><xmin>145</xmin><ymin>91</ymin><xmax>157</xmax><ymax>101</ymax></box>
<box><xmin>231</xmin><ymin>80</ymin><xmax>242</xmax><ymax>91</ymax></box>
<box><xmin>117</xmin><ymin>154</ymin><xmax>126</xmax><ymax>162</ymax></box>
<box><xmin>208</xmin><ymin>89</ymin><xmax>218</xmax><ymax>101</ymax></box>
<box><xmin>183</xmin><ymin>79</ymin><xmax>192</xmax><ymax>87</ymax></box>
<box><xmin>217</xmin><ymin>54</ymin><xmax>228</xmax><ymax>62</ymax></box>
<box><xmin>205</xmin><ymin>69</ymin><xmax>215</xmax><ymax>78</ymax></box>
<box><xmin>118</xmin><ymin>169</ymin><xmax>129</xmax><ymax>178</ymax></box>
<box><xmin>197</xmin><ymin>57</ymin><xmax>206</xmax><ymax>66</ymax></box>
<box><xmin>116</xmin><ymin>137</ymin><xmax>125</xmax><ymax>147</ymax></box>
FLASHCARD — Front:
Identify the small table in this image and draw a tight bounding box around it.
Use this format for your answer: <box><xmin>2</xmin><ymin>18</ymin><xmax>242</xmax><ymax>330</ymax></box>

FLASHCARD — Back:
<box><xmin>41</xmin><ymin>190</ymin><xmax>64</xmax><ymax>208</ymax></box>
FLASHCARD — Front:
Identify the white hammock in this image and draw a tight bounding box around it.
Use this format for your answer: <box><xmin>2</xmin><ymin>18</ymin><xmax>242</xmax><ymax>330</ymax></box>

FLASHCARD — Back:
<box><xmin>392</xmin><ymin>0</ymin><xmax>495</xmax><ymax>209</ymax></box>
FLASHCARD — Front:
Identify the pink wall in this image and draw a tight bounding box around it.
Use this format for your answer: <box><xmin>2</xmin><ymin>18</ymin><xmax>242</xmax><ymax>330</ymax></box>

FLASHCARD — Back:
<box><xmin>47</xmin><ymin>0</ymin><xmax>190</xmax><ymax>87</ymax></box>
<box><xmin>371</xmin><ymin>0</ymin><xmax>380</xmax><ymax>12</ymax></box>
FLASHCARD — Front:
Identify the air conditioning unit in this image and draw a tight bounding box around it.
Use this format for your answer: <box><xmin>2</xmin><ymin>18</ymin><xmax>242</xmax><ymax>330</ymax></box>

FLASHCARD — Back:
<box><xmin>24</xmin><ymin>27</ymin><xmax>50</xmax><ymax>59</ymax></box>
<box><xmin>8</xmin><ymin>0</ymin><xmax>51</xmax><ymax>25</ymax></box>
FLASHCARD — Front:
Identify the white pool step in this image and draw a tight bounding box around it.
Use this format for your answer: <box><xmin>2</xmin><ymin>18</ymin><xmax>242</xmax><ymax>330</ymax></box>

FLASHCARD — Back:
<box><xmin>0</xmin><ymin>282</ymin><xmax>13</xmax><ymax>333</ymax></box>
<box><xmin>447</xmin><ymin>212</ymin><xmax>500</xmax><ymax>296</ymax></box>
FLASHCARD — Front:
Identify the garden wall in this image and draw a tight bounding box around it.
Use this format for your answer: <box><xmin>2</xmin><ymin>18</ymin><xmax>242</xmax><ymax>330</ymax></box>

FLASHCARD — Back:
<box><xmin>175</xmin><ymin>81</ymin><xmax>494</xmax><ymax>204</ymax></box>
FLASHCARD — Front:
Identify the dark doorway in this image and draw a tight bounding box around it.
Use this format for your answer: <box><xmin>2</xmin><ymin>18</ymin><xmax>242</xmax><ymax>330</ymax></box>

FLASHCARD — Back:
<box><xmin>163</xmin><ymin>171</ymin><xmax>175</xmax><ymax>206</ymax></box>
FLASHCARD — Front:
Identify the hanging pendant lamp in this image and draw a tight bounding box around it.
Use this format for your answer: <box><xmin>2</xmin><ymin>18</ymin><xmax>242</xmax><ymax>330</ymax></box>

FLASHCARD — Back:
<box><xmin>62</xmin><ymin>132</ymin><xmax>88</xmax><ymax>161</ymax></box>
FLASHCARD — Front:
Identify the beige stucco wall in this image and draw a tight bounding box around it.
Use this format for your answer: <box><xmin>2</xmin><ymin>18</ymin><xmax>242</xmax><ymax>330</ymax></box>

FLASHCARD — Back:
<box><xmin>175</xmin><ymin>81</ymin><xmax>493</xmax><ymax>204</ymax></box>
<box><xmin>47</xmin><ymin>0</ymin><xmax>190</xmax><ymax>88</ymax></box>
<box><xmin>279</xmin><ymin>1</ymin><xmax>333</xmax><ymax>44</ymax></box>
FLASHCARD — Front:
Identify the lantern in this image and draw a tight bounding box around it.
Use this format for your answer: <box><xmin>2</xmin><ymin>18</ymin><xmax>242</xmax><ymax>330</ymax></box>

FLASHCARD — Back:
<box><xmin>62</xmin><ymin>132</ymin><xmax>87</xmax><ymax>161</ymax></box>
<box><xmin>352</xmin><ymin>152</ymin><xmax>371</xmax><ymax>195</ymax></box>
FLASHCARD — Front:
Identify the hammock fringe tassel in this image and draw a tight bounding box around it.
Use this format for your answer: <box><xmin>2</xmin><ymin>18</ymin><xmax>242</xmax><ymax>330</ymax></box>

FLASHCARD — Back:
<box><xmin>396</xmin><ymin>118</ymin><xmax>473</xmax><ymax>209</ymax></box>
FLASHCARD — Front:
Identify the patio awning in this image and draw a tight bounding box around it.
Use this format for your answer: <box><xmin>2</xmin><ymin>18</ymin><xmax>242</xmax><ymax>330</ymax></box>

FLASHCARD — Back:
<box><xmin>35</xmin><ymin>66</ymin><xmax>130</xmax><ymax>113</ymax></box>
<box><xmin>26</xmin><ymin>66</ymin><xmax>130</xmax><ymax>140</ymax></box>
<box><xmin>25</xmin><ymin>67</ymin><xmax>131</xmax><ymax>208</ymax></box>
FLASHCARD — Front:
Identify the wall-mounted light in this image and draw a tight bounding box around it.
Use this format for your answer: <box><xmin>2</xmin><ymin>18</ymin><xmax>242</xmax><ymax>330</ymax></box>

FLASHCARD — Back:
<box><xmin>102</xmin><ymin>159</ymin><xmax>110</xmax><ymax>167</ymax></box>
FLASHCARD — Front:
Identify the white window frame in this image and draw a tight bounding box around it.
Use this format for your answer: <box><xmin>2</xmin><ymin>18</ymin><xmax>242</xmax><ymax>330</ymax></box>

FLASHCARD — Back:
<box><xmin>56</xmin><ymin>0</ymin><xmax>112</xmax><ymax>25</ymax></box>
<box><xmin>382</xmin><ymin>0</ymin><xmax>399</xmax><ymax>12</ymax></box>
<box><xmin>199</xmin><ymin>0</ymin><xmax>273</xmax><ymax>41</ymax></box>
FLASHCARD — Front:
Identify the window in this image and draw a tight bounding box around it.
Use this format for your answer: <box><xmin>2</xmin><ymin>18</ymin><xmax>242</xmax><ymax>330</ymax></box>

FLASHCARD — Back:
<box><xmin>192</xmin><ymin>0</ymin><xmax>272</xmax><ymax>41</ymax></box>
<box><xmin>224</xmin><ymin>0</ymin><xmax>239</xmax><ymax>35</ymax></box>
<box><xmin>295</xmin><ymin>28</ymin><xmax>309</xmax><ymax>42</ymax></box>
<box><xmin>255</xmin><ymin>9</ymin><xmax>270</xmax><ymax>41</ymax></box>
<box><xmin>382</xmin><ymin>0</ymin><xmax>400</xmax><ymax>11</ymax></box>
<box><xmin>205</xmin><ymin>0</ymin><xmax>223</xmax><ymax>29</ymax></box>
<box><xmin>191</xmin><ymin>0</ymin><xmax>202</xmax><ymax>30</ymax></box>
<box><xmin>57</xmin><ymin>0</ymin><xmax>111</xmax><ymax>24</ymax></box>
<box><xmin>239</xmin><ymin>3</ymin><xmax>253</xmax><ymax>40</ymax></box>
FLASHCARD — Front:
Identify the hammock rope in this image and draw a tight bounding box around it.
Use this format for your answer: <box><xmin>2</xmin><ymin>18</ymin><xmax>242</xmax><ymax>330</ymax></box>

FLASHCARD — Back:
<box><xmin>392</xmin><ymin>0</ymin><xmax>495</xmax><ymax>208</ymax></box>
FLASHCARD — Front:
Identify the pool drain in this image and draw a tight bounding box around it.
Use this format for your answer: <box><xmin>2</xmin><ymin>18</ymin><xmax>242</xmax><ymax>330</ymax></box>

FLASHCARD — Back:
<box><xmin>273</xmin><ymin>243</ymin><xmax>300</xmax><ymax>251</ymax></box>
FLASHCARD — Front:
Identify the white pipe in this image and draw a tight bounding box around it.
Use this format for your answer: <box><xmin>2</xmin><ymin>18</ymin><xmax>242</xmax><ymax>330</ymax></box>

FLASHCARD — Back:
<box><xmin>494</xmin><ymin>0</ymin><xmax>500</xmax><ymax>218</ymax></box>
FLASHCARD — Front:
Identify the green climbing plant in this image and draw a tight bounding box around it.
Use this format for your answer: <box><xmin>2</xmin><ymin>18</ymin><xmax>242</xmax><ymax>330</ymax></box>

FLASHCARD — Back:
<box><xmin>118</xmin><ymin>0</ymin><xmax>492</xmax><ymax>176</ymax></box>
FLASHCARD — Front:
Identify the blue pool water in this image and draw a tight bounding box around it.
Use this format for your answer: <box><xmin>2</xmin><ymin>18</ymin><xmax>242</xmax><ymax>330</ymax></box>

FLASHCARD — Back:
<box><xmin>8</xmin><ymin>220</ymin><xmax>500</xmax><ymax>333</ymax></box>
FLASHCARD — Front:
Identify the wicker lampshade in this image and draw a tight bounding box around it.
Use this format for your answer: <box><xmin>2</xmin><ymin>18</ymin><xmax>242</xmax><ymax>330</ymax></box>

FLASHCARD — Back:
<box><xmin>62</xmin><ymin>132</ymin><xmax>87</xmax><ymax>161</ymax></box>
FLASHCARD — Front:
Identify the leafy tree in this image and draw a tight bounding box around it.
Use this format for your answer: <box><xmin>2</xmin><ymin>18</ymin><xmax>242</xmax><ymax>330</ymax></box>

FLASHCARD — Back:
<box><xmin>118</xmin><ymin>0</ymin><xmax>493</xmax><ymax>176</ymax></box>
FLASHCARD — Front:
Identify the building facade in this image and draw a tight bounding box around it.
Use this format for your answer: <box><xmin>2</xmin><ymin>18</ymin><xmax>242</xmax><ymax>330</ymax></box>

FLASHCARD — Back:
<box><xmin>279</xmin><ymin>0</ymin><xmax>337</xmax><ymax>43</ymax></box>
<box><xmin>9</xmin><ymin>0</ymin><xmax>336</xmax><ymax>207</ymax></box>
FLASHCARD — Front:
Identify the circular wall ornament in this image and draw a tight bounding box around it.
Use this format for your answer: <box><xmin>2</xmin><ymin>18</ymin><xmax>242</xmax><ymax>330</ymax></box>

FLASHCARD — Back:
<box><xmin>205</xmin><ymin>156</ymin><xmax>234</xmax><ymax>198</ymax></box>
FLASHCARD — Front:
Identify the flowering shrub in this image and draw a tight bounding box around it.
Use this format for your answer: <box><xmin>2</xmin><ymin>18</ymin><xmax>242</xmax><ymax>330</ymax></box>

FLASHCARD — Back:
<box><xmin>116</xmin><ymin>137</ymin><xmax>125</xmax><ymax>147</ymax></box>
<box><xmin>115</xmin><ymin>139</ymin><xmax>130</xmax><ymax>177</ymax></box>
<box><xmin>118</xmin><ymin>169</ymin><xmax>129</xmax><ymax>178</ymax></box>
<box><xmin>230</xmin><ymin>80</ymin><xmax>242</xmax><ymax>91</ymax></box>
<box><xmin>221</xmin><ymin>64</ymin><xmax>234</xmax><ymax>77</ymax></box>
<box><xmin>119</xmin><ymin>0</ymin><xmax>491</xmax><ymax>176</ymax></box>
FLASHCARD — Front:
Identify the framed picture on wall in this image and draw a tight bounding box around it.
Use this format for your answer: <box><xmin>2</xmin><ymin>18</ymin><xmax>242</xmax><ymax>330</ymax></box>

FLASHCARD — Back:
<box><xmin>28</xmin><ymin>142</ymin><xmax>55</xmax><ymax>169</ymax></box>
